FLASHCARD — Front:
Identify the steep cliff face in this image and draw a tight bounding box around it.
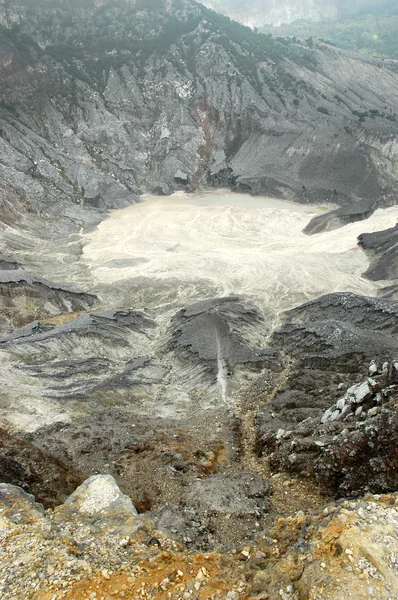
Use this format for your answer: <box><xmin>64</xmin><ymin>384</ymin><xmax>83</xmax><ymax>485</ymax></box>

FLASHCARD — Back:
<box><xmin>0</xmin><ymin>0</ymin><xmax>397</xmax><ymax>234</ymax></box>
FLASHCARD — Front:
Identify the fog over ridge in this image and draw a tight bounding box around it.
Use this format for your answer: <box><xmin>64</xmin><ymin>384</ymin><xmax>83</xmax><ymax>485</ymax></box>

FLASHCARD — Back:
<box><xmin>200</xmin><ymin>0</ymin><xmax>398</xmax><ymax>27</ymax></box>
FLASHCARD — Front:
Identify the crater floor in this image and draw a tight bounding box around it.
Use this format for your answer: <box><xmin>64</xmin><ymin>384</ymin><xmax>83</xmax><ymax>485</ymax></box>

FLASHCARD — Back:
<box><xmin>82</xmin><ymin>190</ymin><xmax>396</xmax><ymax>326</ymax></box>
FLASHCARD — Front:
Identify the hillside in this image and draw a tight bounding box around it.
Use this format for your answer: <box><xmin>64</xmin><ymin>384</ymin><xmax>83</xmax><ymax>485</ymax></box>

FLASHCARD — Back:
<box><xmin>262</xmin><ymin>14</ymin><xmax>398</xmax><ymax>59</ymax></box>
<box><xmin>201</xmin><ymin>0</ymin><xmax>398</xmax><ymax>25</ymax></box>
<box><xmin>201</xmin><ymin>0</ymin><xmax>398</xmax><ymax>57</ymax></box>
<box><xmin>0</xmin><ymin>0</ymin><xmax>397</xmax><ymax>238</ymax></box>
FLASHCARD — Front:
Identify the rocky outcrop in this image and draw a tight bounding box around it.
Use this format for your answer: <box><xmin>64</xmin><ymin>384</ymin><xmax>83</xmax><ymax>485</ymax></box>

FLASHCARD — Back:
<box><xmin>256</xmin><ymin>356</ymin><xmax>398</xmax><ymax>497</ymax></box>
<box><xmin>255</xmin><ymin>366</ymin><xmax>353</xmax><ymax>475</ymax></box>
<box><xmin>271</xmin><ymin>292</ymin><xmax>398</xmax><ymax>370</ymax></box>
<box><xmin>320</xmin><ymin>360</ymin><xmax>398</xmax><ymax>424</ymax></box>
<box><xmin>358</xmin><ymin>223</ymin><xmax>398</xmax><ymax>282</ymax></box>
<box><xmin>254</xmin><ymin>291</ymin><xmax>398</xmax><ymax>497</ymax></box>
<box><xmin>317</xmin><ymin>406</ymin><xmax>398</xmax><ymax>497</ymax></box>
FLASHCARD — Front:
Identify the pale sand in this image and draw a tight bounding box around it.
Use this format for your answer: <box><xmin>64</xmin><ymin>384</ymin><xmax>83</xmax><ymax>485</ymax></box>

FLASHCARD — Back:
<box><xmin>82</xmin><ymin>191</ymin><xmax>397</xmax><ymax>321</ymax></box>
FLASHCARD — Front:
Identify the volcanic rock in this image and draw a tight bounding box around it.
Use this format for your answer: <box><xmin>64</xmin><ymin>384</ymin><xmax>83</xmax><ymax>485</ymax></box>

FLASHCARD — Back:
<box><xmin>64</xmin><ymin>474</ymin><xmax>139</xmax><ymax>518</ymax></box>
<box><xmin>271</xmin><ymin>292</ymin><xmax>398</xmax><ymax>370</ymax></box>
<box><xmin>0</xmin><ymin>427</ymin><xmax>83</xmax><ymax>507</ymax></box>
<box><xmin>358</xmin><ymin>223</ymin><xmax>398</xmax><ymax>282</ymax></box>
<box><xmin>0</xmin><ymin>0</ymin><xmax>397</xmax><ymax>241</ymax></box>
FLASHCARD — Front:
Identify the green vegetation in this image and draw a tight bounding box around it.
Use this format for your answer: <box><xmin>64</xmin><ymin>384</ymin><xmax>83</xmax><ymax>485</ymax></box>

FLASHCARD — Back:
<box><xmin>261</xmin><ymin>14</ymin><xmax>398</xmax><ymax>59</ymax></box>
<box><xmin>352</xmin><ymin>110</ymin><xmax>369</xmax><ymax>118</ymax></box>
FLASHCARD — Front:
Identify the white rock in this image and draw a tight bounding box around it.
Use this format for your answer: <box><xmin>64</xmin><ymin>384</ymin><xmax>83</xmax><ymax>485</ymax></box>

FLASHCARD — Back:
<box><xmin>330</xmin><ymin>409</ymin><xmax>342</xmax><ymax>422</ymax></box>
<box><xmin>321</xmin><ymin>408</ymin><xmax>334</xmax><ymax>424</ymax></box>
<box><xmin>341</xmin><ymin>405</ymin><xmax>352</xmax><ymax>419</ymax></box>
<box><xmin>367</xmin><ymin>407</ymin><xmax>380</xmax><ymax>418</ymax></box>
<box><xmin>65</xmin><ymin>475</ymin><xmax>138</xmax><ymax>517</ymax></box>
<box><xmin>276</xmin><ymin>428</ymin><xmax>285</xmax><ymax>440</ymax></box>
<box><xmin>368</xmin><ymin>361</ymin><xmax>379</xmax><ymax>377</ymax></box>
<box><xmin>347</xmin><ymin>381</ymin><xmax>371</xmax><ymax>404</ymax></box>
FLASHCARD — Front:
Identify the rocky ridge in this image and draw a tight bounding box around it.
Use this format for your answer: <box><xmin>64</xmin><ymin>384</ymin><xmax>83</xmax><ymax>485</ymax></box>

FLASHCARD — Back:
<box><xmin>359</xmin><ymin>223</ymin><xmax>398</xmax><ymax>282</ymax></box>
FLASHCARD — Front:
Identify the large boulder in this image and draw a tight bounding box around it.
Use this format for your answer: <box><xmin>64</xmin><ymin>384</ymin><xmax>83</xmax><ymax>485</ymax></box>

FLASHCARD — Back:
<box><xmin>64</xmin><ymin>474</ymin><xmax>138</xmax><ymax>518</ymax></box>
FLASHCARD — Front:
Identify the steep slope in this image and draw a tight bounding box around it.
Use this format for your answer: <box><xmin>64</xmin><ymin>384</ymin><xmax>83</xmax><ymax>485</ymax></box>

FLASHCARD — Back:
<box><xmin>2</xmin><ymin>474</ymin><xmax>398</xmax><ymax>599</ymax></box>
<box><xmin>359</xmin><ymin>224</ymin><xmax>398</xmax><ymax>281</ymax></box>
<box><xmin>0</xmin><ymin>0</ymin><xmax>397</xmax><ymax>242</ymax></box>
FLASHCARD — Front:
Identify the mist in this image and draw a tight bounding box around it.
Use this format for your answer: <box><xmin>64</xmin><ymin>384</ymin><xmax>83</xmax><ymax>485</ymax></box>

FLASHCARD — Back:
<box><xmin>201</xmin><ymin>0</ymin><xmax>398</xmax><ymax>27</ymax></box>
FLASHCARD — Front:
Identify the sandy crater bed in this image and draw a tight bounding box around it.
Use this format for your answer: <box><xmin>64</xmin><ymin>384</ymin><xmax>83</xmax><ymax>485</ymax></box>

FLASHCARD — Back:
<box><xmin>83</xmin><ymin>190</ymin><xmax>397</xmax><ymax>323</ymax></box>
